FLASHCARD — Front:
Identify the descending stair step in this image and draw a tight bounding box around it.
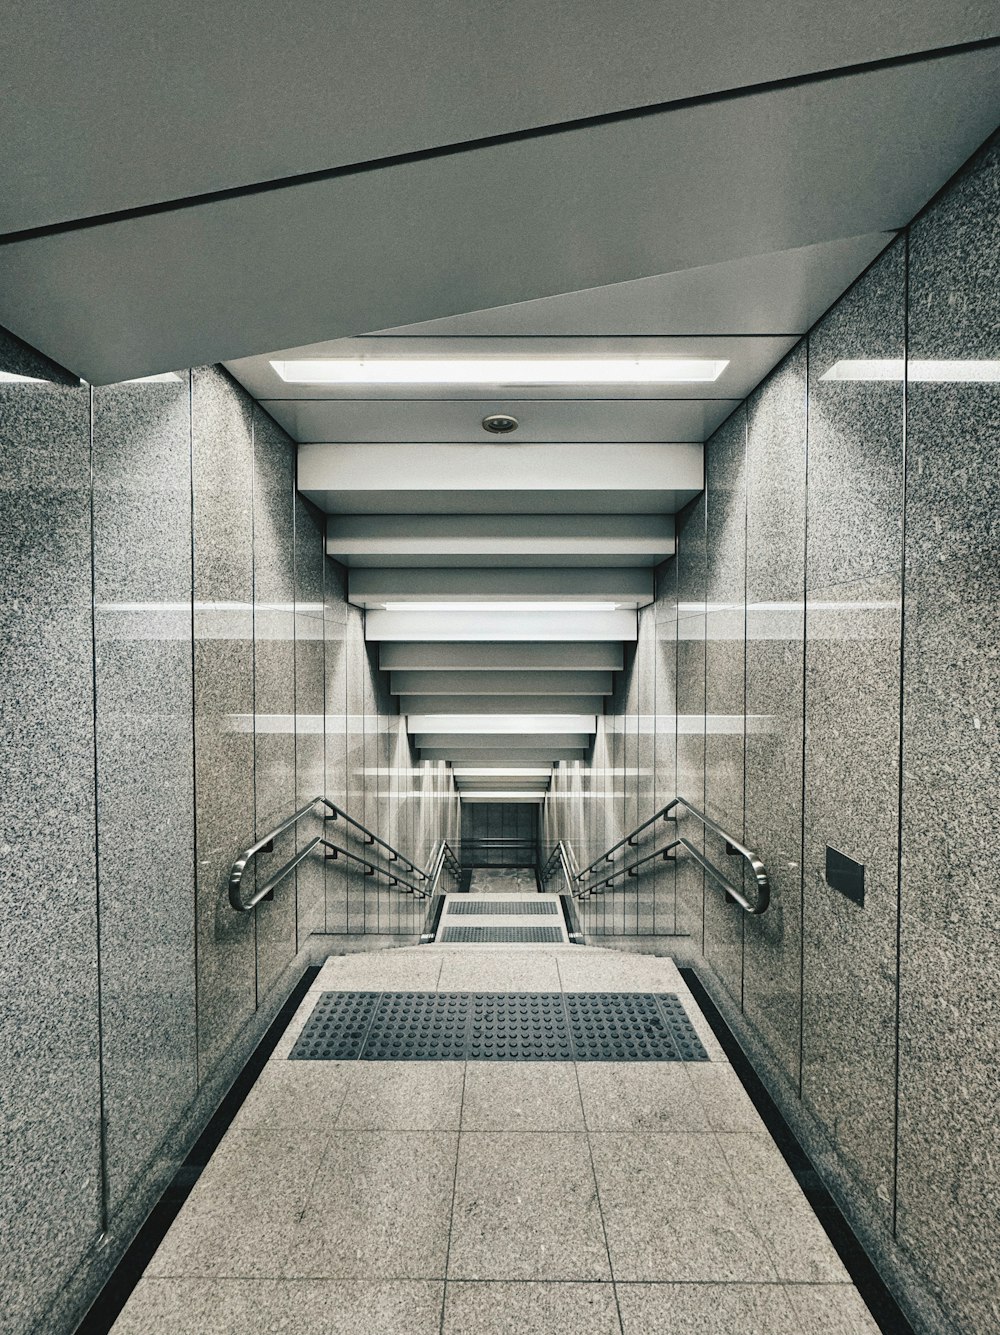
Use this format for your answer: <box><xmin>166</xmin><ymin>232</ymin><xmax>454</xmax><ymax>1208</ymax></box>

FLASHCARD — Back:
<box><xmin>447</xmin><ymin>899</ymin><xmax>558</xmax><ymax>916</ymax></box>
<box><xmin>440</xmin><ymin>924</ymin><xmax>565</xmax><ymax>944</ymax></box>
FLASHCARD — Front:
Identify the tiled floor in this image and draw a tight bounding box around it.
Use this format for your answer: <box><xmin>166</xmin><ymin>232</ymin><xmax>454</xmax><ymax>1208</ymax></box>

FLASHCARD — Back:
<box><xmin>111</xmin><ymin>945</ymin><xmax>880</xmax><ymax>1334</ymax></box>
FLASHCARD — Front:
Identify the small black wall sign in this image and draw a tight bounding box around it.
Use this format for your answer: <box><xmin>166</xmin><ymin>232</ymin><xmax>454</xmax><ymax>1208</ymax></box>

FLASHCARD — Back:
<box><xmin>825</xmin><ymin>846</ymin><xmax>865</xmax><ymax>907</ymax></box>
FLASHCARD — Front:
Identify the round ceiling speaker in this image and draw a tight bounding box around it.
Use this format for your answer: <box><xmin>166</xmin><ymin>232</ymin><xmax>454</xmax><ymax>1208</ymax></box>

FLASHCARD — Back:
<box><xmin>482</xmin><ymin>413</ymin><xmax>519</xmax><ymax>434</ymax></box>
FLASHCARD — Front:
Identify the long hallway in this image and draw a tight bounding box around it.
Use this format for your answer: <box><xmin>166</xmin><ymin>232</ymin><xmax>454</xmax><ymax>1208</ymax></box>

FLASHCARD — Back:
<box><xmin>111</xmin><ymin>940</ymin><xmax>876</xmax><ymax>1335</ymax></box>
<box><xmin>2</xmin><ymin>10</ymin><xmax>997</xmax><ymax>1335</ymax></box>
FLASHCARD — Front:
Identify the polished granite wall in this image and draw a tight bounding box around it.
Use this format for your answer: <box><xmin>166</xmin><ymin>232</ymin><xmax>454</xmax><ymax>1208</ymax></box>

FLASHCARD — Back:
<box><xmin>542</xmin><ymin>131</ymin><xmax>1000</xmax><ymax>1335</ymax></box>
<box><xmin>544</xmin><ymin>582</ymin><xmax>678</xmax><ymax>940</ymax></box>
<box><xmin>0</xmin><ymin>347</ymin><xmax>457</xmax><ymax>1335</ymax></box>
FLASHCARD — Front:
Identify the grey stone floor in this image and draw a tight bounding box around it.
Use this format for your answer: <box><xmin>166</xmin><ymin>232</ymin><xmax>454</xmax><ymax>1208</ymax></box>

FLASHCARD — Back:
<box><xmin>111</xmin><ymin>946</ymin><xmax>880</xmax><ymax>1334</ymax></box>
<box><xmin>468</xmin><ymin>866</ymin><xmax>540</xmax><ymax>894</ymax></box>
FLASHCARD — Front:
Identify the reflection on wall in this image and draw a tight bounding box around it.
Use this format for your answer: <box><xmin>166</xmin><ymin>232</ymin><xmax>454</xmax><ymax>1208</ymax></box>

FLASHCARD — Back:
<box><xmin>540</xmin><ymin>131</ymin><xmax>999</xmax><ymax>1335</ymax></box>
<box><xmin>0</xmin><ymin>346</ymin><xmax>458</xmax><ymax>1335</ymax></box>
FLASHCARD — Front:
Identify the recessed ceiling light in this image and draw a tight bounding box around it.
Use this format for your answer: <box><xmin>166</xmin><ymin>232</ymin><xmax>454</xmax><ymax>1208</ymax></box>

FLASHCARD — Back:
<box><xmin>380</xmin><ymin>602</ymin><xmax>619</xmax><ymax>613</ymax></box>
<box><xmin>821</xmin><ymin>359</ymin><xmax>1000</xmax><ymax>382</ymax></box>
<box><xmin>407</xmin><ymin>714</ymin><xmax>597</xmax><ymax>734</ymax></box>
<box><xmin>270</xmin><ymin>357</ymin><xmax>728</xmax><ymax>385</ymax></box>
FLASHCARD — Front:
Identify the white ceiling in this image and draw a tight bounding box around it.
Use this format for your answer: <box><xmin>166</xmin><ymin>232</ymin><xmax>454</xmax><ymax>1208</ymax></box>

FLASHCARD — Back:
<box><xmin>2</xmin><ymin>46</ymin><xmax>998</xmax><ymax>381</ymax></box>
<box><xmin>1</xmin><ymin>2</ymin><xmax>993</xmax><ymax>235</ymax></box>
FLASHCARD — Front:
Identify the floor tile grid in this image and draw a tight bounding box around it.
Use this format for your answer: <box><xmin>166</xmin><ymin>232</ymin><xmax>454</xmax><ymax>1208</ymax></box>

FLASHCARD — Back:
<box><xmin>570</xmin><ymin>1060</ymin><xmax>628</xmax><ymax>1334</ymax></box>
<box><xmin>558</xmin><ymin>952</ymin><xmax>772</xmax><ymax>1307</ymax></box>
<box><xmin>439</xmin><ymin>1063</ymin><xmax>467</xmax><ymax>1333</ymax></box>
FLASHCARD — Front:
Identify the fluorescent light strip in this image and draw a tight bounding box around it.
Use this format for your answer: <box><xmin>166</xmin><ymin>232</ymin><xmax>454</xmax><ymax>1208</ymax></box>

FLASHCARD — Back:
<box><xmin>271</xmin><ymin>357</ymin><xmax>728</xmax><ymax>385</ymax></box>
<box><xmin>408</xmin><ymin>714</ymin><xmax>596</xmax><ymax>734</ymax></box>
<box><xmin>821</xmin><ymin>359</ymin><xmax>1000</xmax><ymax>382</ymax></box>
<box><xmin>381</xmin><ymin>601</ymin><xmax>618</xmax><ymax>613</ymax></box>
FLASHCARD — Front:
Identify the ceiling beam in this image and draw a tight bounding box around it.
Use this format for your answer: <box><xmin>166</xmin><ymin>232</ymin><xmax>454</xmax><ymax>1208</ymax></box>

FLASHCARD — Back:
<box><xmin>460</xmin><ymin>794</ymin><xmax>545</xmax><ymax>803</ymax></box>
<box><xmin>421</xmin><ymin>749</ymin><xmax>586</xmax><ymax>764</ymax></box>
<box><xmin>389</xmin><ymin>670</ymin><xmax>613</xmax><ymax>695</ymax></box>
<box><xmin>365</xmin><ymin>608</ymin><xmax>637</xmax><ymax>641</ymax></box>
<box><xmin>380</xmin><ymin>641</ymin><xmax>624</xmax><ymax>671</ymax></box>
<box><xmin>414</xmin><ymin>733</ymin><xmax>591</xmax><ymax>749</ymax></box>
<box><xmin>327</xmin><ymin>513</ymin><xmax>675</xmax><ymax>566</ymax></box>
<box><xmin>299</xmin><ymin>441</ymin><xmax>701</xmax><ymax>515</ymax></box>
<box><xmin>348</xmin><ymin>566</ymin><xmax>653</xmax><ymax>606</ymax></box>
<box><xmin>399</xmin><ymin>693</ymin><xmax>605</xmax><ymax>714</ymax></box>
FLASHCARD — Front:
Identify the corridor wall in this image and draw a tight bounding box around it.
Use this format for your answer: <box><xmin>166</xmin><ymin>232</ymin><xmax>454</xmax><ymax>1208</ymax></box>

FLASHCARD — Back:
<box><xmin>0</xmin><ymin>343</ymin><xmax>457</xmax><ymax>1335</ymax></box>
<box><xmin>542</xmin><ymin>131</ymin><xmax>999</xmax><ymax>1335</ymax></box>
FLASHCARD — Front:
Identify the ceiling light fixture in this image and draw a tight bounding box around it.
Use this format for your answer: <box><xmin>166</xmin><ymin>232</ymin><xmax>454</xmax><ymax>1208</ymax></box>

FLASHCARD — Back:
<box><xmin>271</xmin><ymin>357</ymin><xmax>729</xmax><ymax>385</ymax></box>
<box><xmin>380</xmin><ymin>602</ymin><xmax>619</xmax><ymax>613</ymax></box>
<box><xmin>821</xmin><ymin>359</ymin><xmax>1000</xmax><ymax>382</ymax></box>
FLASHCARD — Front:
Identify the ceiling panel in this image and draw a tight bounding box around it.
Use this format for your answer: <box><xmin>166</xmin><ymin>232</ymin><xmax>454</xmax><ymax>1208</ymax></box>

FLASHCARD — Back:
<box><xmin>1</xmin><ymin>5</ymin><xmax>992</xmax><ymax>233</ymax></box>
<box><xmin>376</xmin><ymin>233</ymin><xmax>894</xmax><ymax>337</ymax></box>
<box><xmin>260</xmin><ymin>396</ymin><xmax>739</xmax><ymax>442</ymax></box>
<box><xmin>3</xmin><ymin>48</ymin><xmax>998</xmax><ymax>382</ymax></box>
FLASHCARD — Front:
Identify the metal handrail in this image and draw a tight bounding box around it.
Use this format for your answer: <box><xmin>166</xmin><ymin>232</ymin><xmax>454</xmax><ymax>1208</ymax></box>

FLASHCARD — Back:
<box><xmin>228</xmin><ymin>796</ymin><xmax>433</xmax><ymax>912</ymax></box>
<box><xmin>581</xmin><ymin>843</ymin><xmax>677</xmax><ymax>893</ymax></box>
<box><xmin>439</xmin><ymin>840</ymin><xmax>462</xmax><ymax>877</ymax></box>
<box><xmin>539</xmin><ymin>840</ymin><xmax>579</xmax><ymax>894</ymax></box>
<box><xmin>572</xmin><ymin>796</ymin><xmax>770</xmax><ymax>915</ymax></box>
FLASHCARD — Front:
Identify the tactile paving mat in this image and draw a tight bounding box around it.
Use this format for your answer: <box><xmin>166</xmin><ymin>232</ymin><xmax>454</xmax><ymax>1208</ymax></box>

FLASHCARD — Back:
<box><xmin>439</xmin><ymin>925</ymin><xmax>565</xmax><ymax>943</ymax></box>
<box><xmin>447</xmin><ymin>899</ymin><xmax>559</xmax><ymax>916</ymax></box>
<box><xmin>289</xmin><ymin>991</ymin><xmax>707</xmax><ymax>1061</ymax></box>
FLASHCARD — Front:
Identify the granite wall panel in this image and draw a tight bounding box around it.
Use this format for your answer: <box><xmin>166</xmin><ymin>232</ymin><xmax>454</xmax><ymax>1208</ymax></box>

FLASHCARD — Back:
<box><xmin>702</xmin><ymin>409</ymin><xmax>747</xmax><ymax>999</ymax></box>
<box><xmin>802</xmin><ymin>241</ymin><xmax>906</xmax><ymax>1233</ymax></box>
<box><xmin>322</xmin><ymin>558</ymin><xmax>349</xmax><ymax>932</ymax></box>
<box><xmin>741</xmin><ymin>348</ymin><xmax>807</xmax><ymax>1089</ymax></box>
<box><xmin>91</xmin><ymin>375</ymin><xmax>197</xmax><ymax>1216</ymax></box>
<box><xmin>251</xmin><ymin>407</ymin><xmax>297</xmax><ymax>996</ymax></box>
<box><xmin>0</xmin><ymin>355</ymin><xmax>102</xmax><ymax>1334</ymax></box>
<box><xmin>652</xmin><ymin>561</ymin><xmax>678</xmax><ymax>935</ymax></box>
<box><xmin>191</xmin><ymin>366</ymin><xmax>257</xmax><ymax>1078</ymax></box>
<box><xmin>675</xmin><ymin>494</ymin><xmax>707</xmax><ymax>947</ymax></box>
<box><xmin>896</xmin><ymin>137</ymin><xmax>1000</xmax><ymax>1335</ymax></box>
<box><xmin>293</xmin><ymin>492</ymin><xmax>326</xmax><ymax>945</ymax></box>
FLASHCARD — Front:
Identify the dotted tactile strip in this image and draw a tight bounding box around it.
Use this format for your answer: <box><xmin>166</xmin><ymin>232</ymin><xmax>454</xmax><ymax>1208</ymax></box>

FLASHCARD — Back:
<box><xmin>439</xmin><ymin>925</ymin><xmax>565</xmax><ymax>943</ymax></box>
<box><xmin>446</xmin><ymin>900</ymin><xmax>559</xmax><ymax>916</ymax></box>
<box><xmin>564</xmin><ymin>992</ymin><xmax>703</xmax><ymax>1061</ymax></box>
<box><xmin>289</xmin><ymin>991</ymin><xmax>707</xmax><ymax>1061</ymax></box>
<box><xmin>287</xmin><ymin>991</ymin><xmax>380</xmax><ymax>1060</ymax></box>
